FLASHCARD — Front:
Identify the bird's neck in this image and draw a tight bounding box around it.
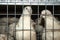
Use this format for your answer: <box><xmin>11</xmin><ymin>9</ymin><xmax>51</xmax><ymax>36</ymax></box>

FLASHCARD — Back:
<box><xmin>16</xmin><ymin>14</ymin><xmax>31</xmax><ymax>30</ymax></box>
<box><xmin>23</xmin><ymin>11</ymin><xmax>30</xmax><ymax>15</ymax></box>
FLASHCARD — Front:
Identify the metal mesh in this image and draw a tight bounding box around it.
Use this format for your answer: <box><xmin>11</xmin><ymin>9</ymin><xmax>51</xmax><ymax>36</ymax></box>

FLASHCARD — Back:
<box><xmin>0</xmin><ymin>0</ymin><xmax>60</xmax><ymax>40</ymax></box>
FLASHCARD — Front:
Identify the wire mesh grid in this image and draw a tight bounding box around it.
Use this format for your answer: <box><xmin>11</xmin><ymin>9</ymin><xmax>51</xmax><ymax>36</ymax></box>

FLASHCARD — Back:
<box><xmin>0</xmin><ymin>0</ymin><xmax>60</xmax><ymax>5</ymax></box>
<box><xmin>0</xmin><ymin>0</ymin><xmax>60</xmax><ymax>40</ymax></box>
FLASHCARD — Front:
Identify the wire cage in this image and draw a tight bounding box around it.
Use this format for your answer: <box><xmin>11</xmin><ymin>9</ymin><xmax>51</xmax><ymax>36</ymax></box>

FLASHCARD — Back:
<box><xmin>0</xmin><ymin>0</ymin><xmax>60</xmax><ymax>40</ymax></box>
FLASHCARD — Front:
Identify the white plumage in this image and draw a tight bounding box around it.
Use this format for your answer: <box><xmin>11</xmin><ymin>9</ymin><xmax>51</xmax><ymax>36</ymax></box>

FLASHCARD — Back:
<box><xmin>41</xmin><ymin>10</ymin><xmax>60</xmax><ymax>40</ymax></box>
<box><xmin>0</xmin><ymin>34</ymin><xmax>14</xmax><ymax>40</ymax></box>
<box><xmin>0</xmin><ymin>34</ymin><xmax>7</xmax><ymax>40</ymax></box>
<box><xmin>16</xmin><ymin>6</ymin><xmax>36</xmax><ymax>40</ymax></box>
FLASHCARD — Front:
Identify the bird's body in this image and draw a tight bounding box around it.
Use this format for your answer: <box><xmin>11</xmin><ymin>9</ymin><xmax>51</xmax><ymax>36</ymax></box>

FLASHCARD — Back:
<box><xmin>35</xmin><ymin>17</ymin><xmax>44</xmax><ymax>40</ymax></box>
<box><xmin>35</xmin><ymin>18</ymin><xmax>43</xmax><ymax>32</ymax></box>
<box><xmin>16</xmin><ymin>6</ymin><xmax>36</xmax><ymax>40</ymax></box>
<box><xmin>9</xmin><ymin>23</ymin><xmax>16</xmax><ymax>37</ymax></box>
<box><xmin>41</xmin><ymin>10</ymin><xmax>60</xmax><ymax>40</ymax></box>
<box><xmin>0</xmin><ymin>34</ymin><xmax>7</xmax><ymax>40</ymax></box>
